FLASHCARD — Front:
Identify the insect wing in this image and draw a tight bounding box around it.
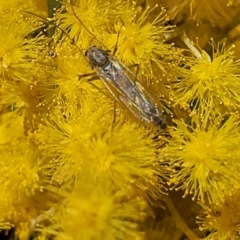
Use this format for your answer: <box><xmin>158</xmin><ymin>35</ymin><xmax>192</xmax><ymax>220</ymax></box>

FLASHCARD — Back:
<box><xmin>119</xmin><ymin>61</ymin><xmax>161</xmax><ymax>114</ymax></box>
<box><xmin>118</xmin><ymin>62</ymin><xmax>165</xmax><ymax>127</ymax></box>
<box><xmin>95</xmin><ymin>57</ymin><xmax>162</xmax><ymax>125</ymax></box>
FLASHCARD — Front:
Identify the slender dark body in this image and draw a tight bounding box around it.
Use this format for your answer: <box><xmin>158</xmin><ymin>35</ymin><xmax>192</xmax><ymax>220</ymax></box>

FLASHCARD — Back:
<box><xmin>85</xmin><ymin>46</ymin><xmax>166</xmax><ymax>129</ymax></box>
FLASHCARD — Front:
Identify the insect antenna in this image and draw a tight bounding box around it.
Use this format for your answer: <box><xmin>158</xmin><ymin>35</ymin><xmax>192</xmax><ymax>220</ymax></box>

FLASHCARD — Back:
<box><xmin>88</xmin><ymin>35</ymin><xmax>98</xmax><ymax>48</ymax></box>
<box><xmin>21</xmin><ymin>10</ymin><xmax>85</xmax><ymax>58</ymax></box>
<box><xmin>69</xmin><ymin>0</ymin><xmax>109</xmax><ymax>50</ymax></box>
<box><xmin>112</xmin><ymin>22</ymin><xmax>124</xmax><ymax>56</ymax></box>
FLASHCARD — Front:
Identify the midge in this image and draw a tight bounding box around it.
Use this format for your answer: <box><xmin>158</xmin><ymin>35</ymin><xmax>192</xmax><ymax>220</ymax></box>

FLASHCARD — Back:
<box><xmin>68</xmin><ymin>1</ymin><xmax>166</xmax><ymax>129</ymax></box>
<box><xmin>23</xmin><ymin>1</ymin><xmax>166</xmax><ymax>129</ymax></box>
<box><xmin>85</xmin><ymin>46</ymin><xmax>166</xmax><ymax>129</ymax></box>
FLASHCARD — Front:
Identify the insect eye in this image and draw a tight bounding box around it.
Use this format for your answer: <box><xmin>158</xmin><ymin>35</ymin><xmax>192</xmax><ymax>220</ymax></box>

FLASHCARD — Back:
<box><xmin>85</xmin><ymin>50</ymin><xmax>88</xmax><ymax>56</ymax></box>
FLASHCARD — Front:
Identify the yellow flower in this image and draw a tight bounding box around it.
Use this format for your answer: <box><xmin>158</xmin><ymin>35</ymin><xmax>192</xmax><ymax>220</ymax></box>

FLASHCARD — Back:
<box><xmin>56</xmin><ymin>0</ymin><xmax>117</xmax><ymax>45</ymax></box>
<box><xmin>171</xmin><ymin>42</ymin><xmax>240</xmax><ymax>127</ymax></box>
<box><xmin>197</xmin><ymin>189</ymin><xmax>240</xmax><ymax>239</ymax></box>
<box><xmin>105</xmin><ymin>5</ymin><xmax>172</xmax><ymax>77</ymax></box>
<box><xmin>0</xmin><ymin>140</ymin><xmax>40</xmax><ymax>199</ymax></box>
<box><xmin>0</xmin><ymin>114</ymin><xmax>59</xmax><ymax>238</ymax></box>
<box><xmin>0</xmin><ymin>10</ymin><xmax>48</xmax><ymax>83</ymax></box>
<box><xmin>0</xmin><ymin>10</ymin><xmax>56</xmax><ymax>133</ymax></box>
<box><xmin>162</xmin><ymin>116</ymin><xmax>240</xmax><ymax>203</ymax></box>
<box><xmin>43</xmin><ymin>182</ymin><xmax>147</xmax><ymax>240</ymax></box>
<box><xmin>0</xmin><ymin>138</ymin><xmax>40</xmax><ymax>231</ymax></box>
<box><xmin>0</xmin><ymin>80</ymin><xmax>53</xmax><ymax>134</ymax></box>
<box><xmin>38</xmin><ymin>95</ymin><xmax>163</xmax><ymax>199</ymax></box>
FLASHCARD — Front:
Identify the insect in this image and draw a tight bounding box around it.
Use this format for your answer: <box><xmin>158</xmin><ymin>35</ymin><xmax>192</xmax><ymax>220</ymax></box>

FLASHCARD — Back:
<box><xmin>85</xmin><ymin>46</ymin><xmax>166</xmax><ymax>129</ymax></box>
<box><xmin>68</xmin><ymin>1</ymin><xmax>166</xmax><ymax>129</ymax></box>
<box><xmin>22</xmin><ymin>1</ymin><xmax>166</xmax><ymax>130</ymax></box>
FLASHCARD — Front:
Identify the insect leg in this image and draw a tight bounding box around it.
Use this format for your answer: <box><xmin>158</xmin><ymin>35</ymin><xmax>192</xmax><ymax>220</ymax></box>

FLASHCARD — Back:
<box><xmin>112</xmin><ymin>23</ymin><xmax>124</xmax><ymax>56</ymax></box>
<box><xmin>78</xmin><ymin>73</ymin><xmax>108</xmax><ymax>97</ymax></box>
<box><xmin>128</xmin><ymin>64</ymin><xmax>140</xmax><ymax>79</ymax></box>
<box><xmin>89</xmin><ymin>81</ymin><xmax>119</xmax><ymax>130</ymax></box>
<box><xmin>113</xmin><ymin>101</ymin><xmax>117</xmax><ymax>124</ymax></box>
<box><xmin>87</xmin><ymin>77</ymin><xmax>101</xmax><ymax>82</ymax></box>
<box><xmin>88</xmin><ymin>81</ymin><xmax>109</xmax><ymax>98</ymax></box>
<box><xmin>78</xmin><ymin>72</ymin><xmax>96</xmax><ymax>80</ymax></box>
<box><xmin>84</xmin><ymin>74</ymin><xmax>121</xmax><ymax>101</ymax></box>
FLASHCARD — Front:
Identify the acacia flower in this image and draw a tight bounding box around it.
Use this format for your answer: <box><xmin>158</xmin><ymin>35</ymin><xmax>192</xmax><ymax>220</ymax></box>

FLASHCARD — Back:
<box><xmin>162</xmin><ymin>116</ymin><xmax>240</xmax><ymax>204</ymax></box>
<box><xmin>56</xmin><ymin>0</ymin><xmax>116</xmax><ymax>45</ymax></box>
<box><xmin>105</xmin><ymin>5</ymin><xmax>173</xmax><ymax>77</ymax></box>
<box><xmin>0</xmin><ymin>79</ymin><xmax>54</xmax><ymax>134</ymax></box>
<box><xmin>0</xmin><ymin>112</ymin><xmax>59</xmax><ymax>238</ymax></box>
<box><xmin>0</xmin><ymin>137</ymin><xmax>41</xmax><ymax>235</ymax></box>
<box><xmin>171</xmin><ymin>41</ymin><xmax>240</xmax><ymax>127</ymax></box>
<box><xmin>197</xmin><ymin>189</ymin><xmax>240</xmax><ymax>239</ymax></box>
<box><xmin>0</xmin><ymin>10</ymin><xmax>56</xmax><ymax>134</ymax></box>
<box><xmin>42</xmin><ymin>181</ymin><xmax>147</xmax><ymax>240</ymax></box>
<box><xmin>38</xmin><ymin>94</ymin><xmax>163</xmax><ymax>199</ymax></box>
<box><xmin>0</xmin><ymin>10</ymin><xmax>48</xmax><ymax>83</ymax></box>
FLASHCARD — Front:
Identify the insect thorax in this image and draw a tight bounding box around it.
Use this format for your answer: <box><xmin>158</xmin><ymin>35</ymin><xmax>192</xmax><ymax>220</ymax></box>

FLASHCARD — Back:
<box><xmin>85</xmin><ymin>46</ymin><xmax>109</xmax><ymax>68</ymax></box>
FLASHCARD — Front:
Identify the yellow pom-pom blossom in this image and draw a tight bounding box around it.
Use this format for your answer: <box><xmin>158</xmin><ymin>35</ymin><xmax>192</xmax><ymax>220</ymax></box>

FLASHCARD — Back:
<box><xmin>0</xmin><ymin>10</ymin><xmax>48</xmax><ymax>83</ymax></box>
<box><xmin>162</xmin><ymin>116</ymin><xmax>240</xmax><ymax>204</ymax></box>
<box><xmin>1</xmin><ymin>75</ymin><xmax>61</xmax><ymax>134</ymax></box>
<box><xmin>56</xmin><ymin>0</ymin><xmax>116</xmax><ymax>43</ymax></box>
<box><xmin>0</xmin><ymin>112</ymin><xmax>58</xmax><ymax>238</ymax></box>
<box><xmin>0</xmin><ymin>11</ymin><xmax>55</xmax><ymax>133</ymax></box>
<box><xmin>197</xmin><ymin>189</ymin><xmax>240</xmax><ymax>239</ymax></box>
<box><xmin>105</xmin><ymin>5</ymin><xmax>173</xmax><ymax>77</ymax></box>
<box><xmin>42</xmin><ymin>181</ymin><xmax>147</xmax><ymax>240</ymax></box>
<box><xmin>0</xmin><ymin>137</ymin><xmax>44</xmax><ymax>235</ymax></box>
<box><xmin>38</xmin><ymin>94</ymin><xmax>163</xmax><ymax>199</ymax></box>
<box><xmin>171</xmin><ymin>42</ymin><xmax>240</xmax><ymax>126</ymax></box>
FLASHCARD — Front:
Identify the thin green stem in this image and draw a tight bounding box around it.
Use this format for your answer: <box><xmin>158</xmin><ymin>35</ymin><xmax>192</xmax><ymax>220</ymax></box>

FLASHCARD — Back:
<box><xmin>162</xmin><ymin>196</ymin><xmax>201</xmax><ymax>240</ymax></box>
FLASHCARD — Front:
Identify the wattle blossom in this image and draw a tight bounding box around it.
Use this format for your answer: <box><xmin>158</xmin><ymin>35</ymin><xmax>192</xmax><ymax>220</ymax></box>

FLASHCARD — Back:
<box><xmin>162</xmin><ymin>116</ymin><xmax>240</xmax><ymax>204</ymax></box>
<box><xmin>1</xmin><ymin>0</ymin><xmax>240</xmax><ymax>239</ymax></box>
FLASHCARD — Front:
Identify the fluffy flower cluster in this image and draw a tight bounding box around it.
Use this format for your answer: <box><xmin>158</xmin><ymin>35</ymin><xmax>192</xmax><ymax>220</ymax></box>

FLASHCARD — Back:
<box><xmin>2</xmin><ymin>0</ymin><xmax>240</xmax><ymax>240</ymax></box>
